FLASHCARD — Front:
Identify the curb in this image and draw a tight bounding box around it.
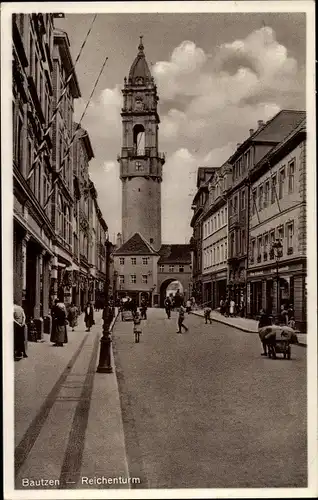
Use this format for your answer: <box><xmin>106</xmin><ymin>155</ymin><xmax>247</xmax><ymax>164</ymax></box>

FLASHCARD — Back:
<box><xmin>190</xmin><ymin>311</ymin><xmax>307</xmax><ymax>347</ymax></box>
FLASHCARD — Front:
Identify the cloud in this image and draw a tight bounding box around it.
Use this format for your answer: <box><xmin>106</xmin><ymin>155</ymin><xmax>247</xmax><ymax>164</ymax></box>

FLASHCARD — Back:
<box><xmin>75</xmin><ymin>26</ymin><xmax>304</xmax><ymax>244</ymax></box>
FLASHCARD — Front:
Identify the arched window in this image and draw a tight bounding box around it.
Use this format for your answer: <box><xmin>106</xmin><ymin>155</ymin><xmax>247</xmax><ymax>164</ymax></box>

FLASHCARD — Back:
<box><xmin>133</xmin><ymin>124</ymin><xmax>145</xmax><ymax>155</ymax></box>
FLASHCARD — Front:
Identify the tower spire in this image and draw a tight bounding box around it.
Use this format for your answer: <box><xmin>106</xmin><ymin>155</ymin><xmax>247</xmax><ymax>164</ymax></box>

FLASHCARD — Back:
<box><xmin>138</xmin><ymin>35</ymin><xmax>144</xmax><ymax>54</ymax></box>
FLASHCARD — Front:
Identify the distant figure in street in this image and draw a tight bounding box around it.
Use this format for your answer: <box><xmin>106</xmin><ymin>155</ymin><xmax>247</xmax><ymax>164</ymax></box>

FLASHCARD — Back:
<box><xmin>177</xmin><ymin>305</ymin><xmax>188</xmax><ymax>333</ymax></box>
<box><xmin>204</xmin><ymin>306</ymin><xmax>212</xmax><ymax>324</ymax></box>
<box><xmin>84</xmin><ymin>301</ymin><xmax>94</xmax><ymax>332</ymax></box>
<box><xmin>191</xmin><ymin>296</ymin><xmax>196</xmax><ymax>310</ymax></box>
<box><xmin>133</xmin><ymin>311</ymin><xmax>142</xmax><ymax>343</ymax></box>
<box><xmin>258</xmin><ymin>309</ymin><xmax>272</xmax><ymax>356</ymax></box>
<box><xmin>68</xmin><ymin>303</ymin><xmax>78</xmax><ymax>332</ymax></box>
<box><xmin>140</xmin><ymin>298</ymin><xmax>148</xmax><ymax>320</ymax></box>
<box><xmin>186</xmin><ymin>299</ymin><xmax>192</xmax><ymax>314</ymax></box>
<box><xmin>287</xmin><ymin>304</ymin><xmax>294</xmax><ymax>322</ymax></box>
<box><xmin>14</xmin><ymin>304</ymin><xmax>28</xmax><ymax>359</ymax></box>
<box><xmin>51</xmin><ymin>299</ymin><xmax>68</xmax><ymax>346</ymax></box>
<box><xmin>279</xmin><ymin>304</ymin><xmax>288</xmax><ymax>325</ymax></box>
<box><xmin>164</xmin><ymin>296</ymin><xmax>172</xmax><ymax>318</ymax></box>
<box><xmin>174</xmin><ymin>290</ymin><xmax>183</xmax><ymax>310</ymax></box>
<box><xmin>229</xmin><ymin>299</ymin><xmax>235</xmax><ymax>317</ymax></box>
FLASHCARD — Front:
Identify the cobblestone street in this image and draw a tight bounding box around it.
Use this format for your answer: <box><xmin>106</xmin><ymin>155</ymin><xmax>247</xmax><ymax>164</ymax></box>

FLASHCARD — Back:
<box><xmin>113</xmin><ymin>308</ymin><xmax>307</xmax><ymax>488</ymax></box>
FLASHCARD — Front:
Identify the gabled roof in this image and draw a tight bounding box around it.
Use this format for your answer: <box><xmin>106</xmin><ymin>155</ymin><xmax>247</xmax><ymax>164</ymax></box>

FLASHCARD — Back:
<box><xmin>158</xmin><ymin>244</ymin><xmax>191</xmax><ymax>264</ymax></box>
<box><xmin>113</xmin><ymin>232</ymin><xmax>157</xmax><ymax>256</ymax></box>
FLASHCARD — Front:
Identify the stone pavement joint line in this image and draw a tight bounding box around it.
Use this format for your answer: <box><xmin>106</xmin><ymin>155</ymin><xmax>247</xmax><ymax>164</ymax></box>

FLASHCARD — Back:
<box><xmin>14</xmin><ymin>334</ymin><xmax>89</xmax><ymax>476</ymax></box>
<box><xmin>59</xmin><ymin>334</ymin><xmax>100</xmax><ymax>489</ymax></box>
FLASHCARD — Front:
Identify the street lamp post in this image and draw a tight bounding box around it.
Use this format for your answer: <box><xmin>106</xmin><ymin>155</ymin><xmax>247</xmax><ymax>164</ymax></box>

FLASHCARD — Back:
<box><xmin>271</xmin><ymin>238</ymin><xmax>283</xmax><ymax>319</ymax></box>
<box><xmin>97</xmin><ymin>234</ymin><xmax>113</xmax><ymax>373</ymax></box>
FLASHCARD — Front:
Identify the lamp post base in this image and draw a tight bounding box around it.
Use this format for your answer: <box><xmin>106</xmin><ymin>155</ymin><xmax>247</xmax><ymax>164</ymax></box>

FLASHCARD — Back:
<box><xmin>96</xmin><ymin>335</ymin><xmax>113</xmax><ymax>373</ymax></box>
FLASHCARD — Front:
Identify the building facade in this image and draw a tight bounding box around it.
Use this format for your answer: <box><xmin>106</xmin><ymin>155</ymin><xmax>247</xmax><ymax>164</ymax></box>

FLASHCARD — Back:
<box><xmin>201</xmin><ymin>163</ymin><xmax>230</xmax><ymax>308</ymax></box>
<box><xmin>13</xmin><ymin>13</ymin><xmax>56</xmax><ymax>335</ymax></box>
<box><xmin>12</xmin><ymin>14</ymin><xmax>109</xmax><ymax>336</ymax></box>
<box><xmin>190</xmin><ymin>167</ymin><xmax>215</xmax><ymax>305</ymax></box>
<box><xmin>247</xmin><ymin>118</ymin><xmax>306</xmax><ymax>330</ymax></box>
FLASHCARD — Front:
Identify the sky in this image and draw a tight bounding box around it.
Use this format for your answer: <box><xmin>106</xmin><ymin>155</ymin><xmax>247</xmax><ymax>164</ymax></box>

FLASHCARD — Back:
<box><xmin>54</xmin><ymin>10</ymin><xmax>306</xmax><ymax>244</ymax></box>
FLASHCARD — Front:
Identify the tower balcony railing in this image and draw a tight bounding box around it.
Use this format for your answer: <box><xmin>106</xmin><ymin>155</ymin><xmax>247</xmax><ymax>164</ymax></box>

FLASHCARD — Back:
<box><xmin>118</xmin><ymin>147</ymin><xmax>165</xmax><ymax>162</ymax></box>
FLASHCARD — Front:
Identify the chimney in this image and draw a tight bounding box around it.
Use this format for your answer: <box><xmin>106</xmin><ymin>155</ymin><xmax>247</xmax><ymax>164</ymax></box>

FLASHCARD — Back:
<box><xmin>249</xmin><ymin>128</ymin><xmax>254</xmax><ymax>136</ymax></box>
<box><xmin>258</xmin><ymin>120</ymin><xmax>264</xmax><ymax>129</ymax></box>
<box><xmin>116</xmin><ymin>232</ymin><xmax>122</xmax><ymax>248</ymax></box>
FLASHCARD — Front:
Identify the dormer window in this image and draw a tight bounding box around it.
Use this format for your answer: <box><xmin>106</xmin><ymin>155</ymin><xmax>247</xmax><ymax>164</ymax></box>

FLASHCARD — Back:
<box><xmin>135</xmin><ymin>77</ymin><xmax>143</xmax><ymax>85</ymax></box>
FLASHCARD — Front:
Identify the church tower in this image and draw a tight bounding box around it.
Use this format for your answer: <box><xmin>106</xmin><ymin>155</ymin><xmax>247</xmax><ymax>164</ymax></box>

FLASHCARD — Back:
<box><xmin>118</xmin><ymin>37</ymin><xmax>165</xmax><ymax>251</ymax></box>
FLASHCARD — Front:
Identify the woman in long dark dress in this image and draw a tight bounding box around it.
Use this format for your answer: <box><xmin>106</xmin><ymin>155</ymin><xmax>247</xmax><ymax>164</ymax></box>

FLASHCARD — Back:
<box><xmin>51</xmin><ymin>299</ymin><xmax>68</xmax><ymax>346</ymax></box>
<box><xmin>84</xmin><ymin>302</ymin><xmax>94</xmax><ymax>332</ymax></box>
<box><xmin>14</xmin><ymin>304</ymin><xmax>28</xmax><ymax>359</ymax></box>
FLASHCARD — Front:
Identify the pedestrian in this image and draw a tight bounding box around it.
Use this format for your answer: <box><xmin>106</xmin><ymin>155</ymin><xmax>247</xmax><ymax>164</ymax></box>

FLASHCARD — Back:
<box><xmin>174</xmin><ymin>290</ymin><xmax>183</xmax><ymax>309</ymax></box>
<box><xmin>68</xmin><ymin>303</ymin><xmax>78</xmax><ymax>332</ymax></box>
<box><xmin>84</xmin><ymin>301</ymin><xmax>95</xmax><ymax>332</ymax></box>
<box><xmin>229</xmin><ymin>299</ymin><xmax>235</xmax><ymax>317</ymax></box>
<box><xmin>279</xmin><ymin>304</ymin><xmax>288</xmax><ymax>325</ymax></box>
<box><xmin>177</xmin><ymin>304</ymin><xmax>188</xmax><ymax>333</ymax></box>
<box><xmin>288</xmin><ymin>316</ymin><xmax>296</xmax><ymax>330</ymax></box>
<box><xmin>51</xmin><ymin>299</ymin><xmax>68</xmax><ymax>347</ymax></box>
<box><xmin>186</xmin><ymin>299</ymin><xmax>192</xmax><ymax>314</ymax></box>
<box><xmin>220</xmin><ymin>298</ymin><xmax>225</xmax><ymax>315</ymax></box>
<box><xmin>191</xmin><ymin>296</ymin><xmax>196</xmax><ymax>310</ymax></box>
<box><xmin>140</xmin><ymin>298</ymin><xmax>147</xmax><ymax>320</ymax></box>
<box><xmin>287</xmin><ymin>304</ymin><xmax>294</xmax><ymax>322</ymax></box>
<box><xmin>164</xmin><ymin>296</ymin><xmax>172</xmax><ymax>318</ymax></box>
<box><xmin>204</xmin><ymin>306</ymin><xmax>212</xmax><ymax>324</ymax></box>
<box><xmin>133</xmin><ymin>310</ymin><xmax>142</xmax><ymax>343</ymax></box>
<box><xmin>14</xmin><ymin>304</ymin><xmax>28</xmax><ymax>359</ymax></box>
<box><xmin>258</xmin><ymin>309</ymin><xmax>272</xmax><ymax>356</ymax></box>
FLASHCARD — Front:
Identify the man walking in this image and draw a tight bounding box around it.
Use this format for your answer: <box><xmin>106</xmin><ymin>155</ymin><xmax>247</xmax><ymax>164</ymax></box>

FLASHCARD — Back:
<box><xmin>164</xmin><ymin>296</ymin><xmax>172</xmax><ymax>318</ymax></box>
<box><xmin>177</xmin><ymin>304</ymin><xmax>188</xmax><ymax>333</ymax></box>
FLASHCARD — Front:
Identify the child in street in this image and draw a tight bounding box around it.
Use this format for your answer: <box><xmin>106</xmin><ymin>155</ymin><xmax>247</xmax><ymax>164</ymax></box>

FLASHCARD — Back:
<box><xmin>204</xmin><ymin>306</ymin><xmax>212</xmax><ymax>324</ymax></box>
<box><xmin>177</xmin><ymin>305</ymin><xmax>189</xmax><ymax>333</ymax></box>
<box><xmin>133</xmin><ymin>311</ymin><xmax>142</xmax><ymax>343</ymax></box>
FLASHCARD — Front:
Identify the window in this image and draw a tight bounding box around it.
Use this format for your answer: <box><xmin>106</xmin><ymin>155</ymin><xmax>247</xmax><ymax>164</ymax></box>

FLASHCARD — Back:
<box><xmin>135</xmin><ymin>161</ymin><xmax>143</xmax><ymax>171</ymax></box>
<box><xmin>169</xmin><ymin>265</ymin><xmax>174</xmax><ymax>272</ymax></box>
<box><xmin>142</xmin><ymin>257</ymin><xmax>148</xmax><ymax>265</ymax></box>
<box><xmin>257</xmin><ymin>236</ymin><xmax>262</xmax><ymax>262</ymax></box>
<box><xmin>213</xmin><ymin>246</ymin><xmax>216</xmax><ymax>263</ymax></box>
<box><xmin>286</xmin><ymin>222</ymin><xmax>294</xmax><ymax>253</ymax></box>
<box><xmin>258</xmin><ymin>185</ymin><xmax>263</xmax><ymax>211</ymax></box>
<box><xmin>179</xmin><ymin>265</ymin><xmax>184</xmax><ymax>273</ymax></box>
<box><xmin>278</xmin><ymin>226</ymin><xmax>284</xmax><ymax>242</ymax></box>
<box><xmin>241</xmin><ymin>189</ymin><xmax>246</xmax><ymax>210</ymax></box>
<box><xmin>220</xmin><ymin>210</ymin><xmax>224</xmax><ymax>226</ymax></box>
<box><xmin>217</xmin><ymin>246</ymin><xmax>220</xmax><ymax>264</ymax></box>
<box><xmin>241</xmin><ymin>230</ymin><xmax>246</xmax><ymax>254</ymax></box>
<box><xmin>220</xmin><ymin>244</ymin><xmax>224</xmax><ymax>262</ymax></box>
<box><xmin>224</xmin><ymin>206</ymin><xmax>227</xmax><ymax>223</ymax></box>
<box><xmin>142</xmin><ymin>275</ymin><xmax>148</xmax><ymax>284</ymax></box>
<box><xmin>288</xmin><ymin>161</ymin><xmax>295</xmax><ymax>193</ymax></box>
<box><xmin>252</xmin><ymin>189</ymin><xmax>257</xmax><ymax>215</ymax></box>
<box><xmin>119</xmin><ymin>258</ymin><xmax>125</xmax><ymax>265</ymax></box>
<box><xmin>264</xmin><ymin>233</ymin><xmax>269</xmax><ymax>260</ymax></box>
<box><xmin>214</xmin><ymin>216</ymin><xmax>216</xmax><ymax>229</ymax></box>
<box><xmin>130</xmin><ymin>274</ymin><xmax>136</xmax><ymax>284</ymax></box>
<box><xmin>269</xmin><ymin>230</ymin><xmax>275</xmax><ymax>258</ymax></box>
<box><xmin>233</xmin><ymin>195</ymin><xmax>238</xmax><ymax>214</ymax></box>
<box><xmin>159</xmin><ymin>265</ymin><xmax>164</xmax><ymax>272</ymax></box>
<box><xmin>278</xmin><ymin>168</ymin><xmax>285</xmax><ymax>199</ymax></box>
<box><xmin>264</xmin><ymin>181</ymin><xmax>270</xmax><ymax>208</ymax></box>
<box><xmin>250</xmin><ymin>239</ymin><xmax>256</xmax><ymax>263</ymax></box>
<box><xmin>271</xmin><ymin>174</ymin><xmax>277</xmax><ymax>204</ymax></box>
<box><xmin>217</xmin><ymin>213</ymin><xmax>220</xmax><ymax>228</ymax></box>
<box><xmin>224</xmin><ymin>241</ymin><xmax>227</xmax><ymax>260</ymax></box>
<box><xmin>131</xmin><ymin>258</ymin><xmax>136</xmax><ymax>265</ymax></box>
<box><xmin>119</xmin><ymin>275</ymin><xmax>125</xmax><ymax>284</ymax></box>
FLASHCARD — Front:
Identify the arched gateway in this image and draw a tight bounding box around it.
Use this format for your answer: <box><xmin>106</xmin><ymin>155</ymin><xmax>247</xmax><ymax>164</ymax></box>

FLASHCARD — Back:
<box><xmin>159</xmin><ymin>279</ymin><xmax>186</xmax><ymax>307</ymax></box>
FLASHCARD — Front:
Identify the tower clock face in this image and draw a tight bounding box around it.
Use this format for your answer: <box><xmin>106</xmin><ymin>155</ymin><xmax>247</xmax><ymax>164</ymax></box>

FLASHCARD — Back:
<box><xmin>136</xmin><ymin>77</ymin><xmax>143</xmax><ymax>85</ymax></box>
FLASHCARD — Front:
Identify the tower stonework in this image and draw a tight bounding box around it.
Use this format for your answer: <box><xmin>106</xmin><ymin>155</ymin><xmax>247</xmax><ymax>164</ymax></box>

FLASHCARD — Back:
<box><xmin>118</xmin><ymin>37</ymin><xmax>165</xmax><ymax>251</ymax></box>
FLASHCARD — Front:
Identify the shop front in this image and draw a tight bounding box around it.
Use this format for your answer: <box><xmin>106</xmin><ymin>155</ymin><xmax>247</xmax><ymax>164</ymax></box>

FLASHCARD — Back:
<box><xmin>247</xmin><ymin>259</ymin><xmax>306</xmax><ymax>331</ymax></box>
<box><xmin>211</xmin><ymin>269</ymin><xmax>227</xmax><ymax>309</ymax></box>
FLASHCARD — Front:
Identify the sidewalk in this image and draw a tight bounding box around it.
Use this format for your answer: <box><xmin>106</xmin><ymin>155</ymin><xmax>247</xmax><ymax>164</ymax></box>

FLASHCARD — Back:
<box><xmin>190</xmin><ymin>309</ymin><xmax>307</xmax><ymax>346</ymax></box>
<box><xmin>14</xmin><ymin>308</ymin><xmax>130</xmax><ymax>490</ymax></box>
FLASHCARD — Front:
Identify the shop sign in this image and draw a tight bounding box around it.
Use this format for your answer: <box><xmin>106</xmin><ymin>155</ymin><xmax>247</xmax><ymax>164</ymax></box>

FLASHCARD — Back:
<box><xmin>249</xmin><ymin>270</ymin><xmax>264</xmax><ymax>277</ymax></box>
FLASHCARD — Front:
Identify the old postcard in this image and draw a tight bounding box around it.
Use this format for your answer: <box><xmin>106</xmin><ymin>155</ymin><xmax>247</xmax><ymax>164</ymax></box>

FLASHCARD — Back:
<box><xmin>2</xmin><ymin>1</ymin><xmax>317</xmax><ymax>499</ymax></box>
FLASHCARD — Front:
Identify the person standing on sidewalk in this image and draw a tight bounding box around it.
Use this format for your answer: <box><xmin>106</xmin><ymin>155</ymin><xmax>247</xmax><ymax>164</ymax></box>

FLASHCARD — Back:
<box><xmin>84</xmin><ymin>301</ymin><xmax>95</xmax><ymax>332</ymax></box>
<box><xmin>229</xmin><ymin>299</ymin><xmax>235</xmax><ymax>317</ymax></box>
<box><xmin>14</xmin><ymin>304</ymin><xmax>28</xmax><ymax>359</ymax></box>
<box><xmin>68</xmin><ymin>303</ymin><xmax>78</xmax><ymax>332</ymax></box>
<box><xmin>177</xmin><ymin>304</ymin><xmax>188</xmax><ymax>333</ymax></box>
<box><xmin>51</xmin><ymin>299</ymin><xmax>68</xmax><ymax>347</ymax></box>
<box><xmin>204</xmin><ymin>306</ymin><xmax>212</xmax><ymax>324</ymax></box>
